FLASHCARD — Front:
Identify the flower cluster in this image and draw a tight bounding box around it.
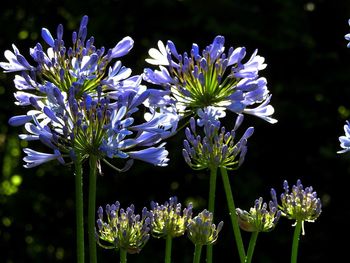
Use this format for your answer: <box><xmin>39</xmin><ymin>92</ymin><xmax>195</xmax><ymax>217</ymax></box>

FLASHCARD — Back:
<box><xmin>96</xmin><ymin>202</ymin><xmax>151</xmax><ymax>253</ymax></box>
<box><xmin>150</xmin><ymin>196</ymin><xmax>193</xmax><ymax>238</ymax></box>
<box><xmin>143</xmin><ymin>36</ymin><xmax>276</xmax><ymax>123</ymax></box>
<box><xmin>338</xmin><ymin>120</ymin><xmax>350</xmax><ymax>153</ymax></box>
<box><xmin>187</xmin><ymin>209</ymin><xmax>223</xmax><ymax>246</ymax></box>
<box><xmin>1</xmin><ymin>15</ymin><xmax>173</xmax><ymax>170</ymax></box>
<box><xmin>96</xmin><ymin>198</ymin><xmax>224</xmax><ymax>253</ymax></box>
<box><xmin>236</xmin><ymin>197</ymin><xmax>281</xmax><ymax>232</ymax></box>
<box><xmin>271</xmin><ymin>179</ymin><xmax>322</xmax><ymax>234</ymax></box>
<box><xmin>345</xmin><ymin>19</ymin><xmax>350</xmax><ymax>48</ymax></box>
<box><xmin>182</xmin><ymin>107</ymin><xmax>254</xmax><ymax>170</ymax></box>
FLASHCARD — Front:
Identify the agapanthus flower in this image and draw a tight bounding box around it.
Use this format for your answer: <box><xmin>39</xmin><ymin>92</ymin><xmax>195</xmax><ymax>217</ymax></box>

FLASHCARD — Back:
<box><xmin>338</xmin><ymin>120</ymin><xmax>350</xmax><ymax>153</ymax></box>
<box><xmin>143</xmin><ymin>36</ymin><xmax>277</xmax><ymax>123</ymax></box>
<box><xmin>345</xmin><ymin>19</ymin><xmax>350</xmax><ymax>48</ymax></box>
<box><xmin>182</xmin><ymin>107</ymin><xmax>254</xmax><ymax>170</ymax></box>
<box><xmin>96</xmin><ymin>201</ymin><xmax>151</xmax><ymax>253</ymax></box>
<box><xmin>236</xmin><ymin>197</ymin><xmax>281</xmax><ymax>232</ymax></box>
<box><xmin>150</xmin><ymin>196</ymin><xmax>193</xmax><ymax>238</ymax></box>
<box><xmin>271</xmin><ymin>179</ymin><xmax>322</xmax><ymax>235</ymax></box>
<box><xmin>1</xmin><ymin>15</ymin><xmax>173</xmax><ymax>170</ymax></box>
<box><xmin>187</xmin><ymin>209</ymin><xmax>223</xmax><ymax>246</ymax></box>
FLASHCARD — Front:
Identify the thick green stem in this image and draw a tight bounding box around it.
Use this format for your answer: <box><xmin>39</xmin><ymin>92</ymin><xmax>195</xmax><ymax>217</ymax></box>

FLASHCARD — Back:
<box><xmin>88</xmin><ymin>155</ymin><xmax>98</xmax><ymax>263</ymax></box>
<box><xmin>74</xmin><ymin>155</ymin><xmax>85</xmax><ymax>263</ymax></box>
<box><xmin>206</xmin><ymin>166</ymin><xmax>217</xmax><ymax>263</ymax></box>
<box><xmin>246</xmin><ymin>232</ymin><xmax>259</xmax><ymax>263</ymax></box>
<box><xmin>193</xmin><ymin>244</ymin><xmax>203</xmax><ymax>263</ymax></box>
<box><xmin>165</xmin><ymin>235</ymin><xmax>172</xmax><ymax>263</ymax></box>
<box><xmin>220</xmin><ymin>167</ymin><xmax>246</xmax><ymax>263</ymax></box>
<box><xmin>291</xmin><ymin>220</ymin><xmax>302</xmax><ymax>263</ymax></box>
<box><xmin>120</xmin><ymin>249</ymin><xmax>127</xmax><ymax>263</ymax></box>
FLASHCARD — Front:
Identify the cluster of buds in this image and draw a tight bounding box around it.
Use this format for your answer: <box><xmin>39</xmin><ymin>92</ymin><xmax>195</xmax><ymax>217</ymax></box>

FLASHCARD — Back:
<box><xmin>187</xmin><ymin>209</ymin><xmax>224</xmax><ymax>246</ymax></box>
<box><xmin>96</xmin><ymin>197</ymin><xmax>225</xmax><ymax>253</ymax></box>
<box><xmin>236</xmin><ymin>197</ymin><xmax>281</xmax><ymax>232</ymax></box>
<box><xmin>271</xmin><ymin>179</ymin><xmax>322</xmax><ymax>234</ymax></box>
<box><xmin>149</xmin><ymin>196</ymin><xmax>193</xmax><ymax>238</ymax></box>
<box><xmin>183</xmin><ymin>108</ymin><xmax>254</xmax><ymax>170</ymax></box>
<box><xmin>96</xmin><ymin>202</ymin><xmax>151</xmax><ymax>254</ymax></box>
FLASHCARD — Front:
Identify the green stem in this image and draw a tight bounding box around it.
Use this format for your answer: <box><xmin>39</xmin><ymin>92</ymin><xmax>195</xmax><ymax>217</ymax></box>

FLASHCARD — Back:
<box><xmin>193</xmin><ymin>244</ymin><xmax>203</xmax><ymax>263</ymax></box>
<box><xmin>206</xmin><ymin>166</ymin><xmax>217</xmax><ymax>263</ymax></box>
<box><xmin>74</xmin><ymin>154</ymin><xmax>85</xmax><ymax>263</ymax></box>
<box><xmin>165</xmin><ymin>235</ymin><xmax>172</xmax><ymax>263</ymax></box>
<box><xmin>291</xmin><ymin>220</ymin><xmax>303</xmax><ymax>263</ymax></box>
<box><xmin>220</xmin><ymin>167</ymin><xmax>246</xmax><ymax>263</ymax></box>
<box><xmin>88</xmin><ymin>155</ymin><xmax>98</xmax><ymax>263</ymax></box>
<box><xmin>120</xmin><ymin>249</ymin><xmax>127</xmax><ymax>263</ymax></box>
<box><xmin>246</xmin><ymin>232</ymin><xmax>259</xmax><ymax>263</ymax></box>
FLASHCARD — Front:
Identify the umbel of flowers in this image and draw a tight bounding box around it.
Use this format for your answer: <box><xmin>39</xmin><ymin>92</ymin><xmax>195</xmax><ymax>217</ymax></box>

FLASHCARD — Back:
<box><xmin>236</xmin><ymin>197</ymin><xmax>281</xmax><ymax>233</ymax></box>
<box><xmin>96</xmin><ymin>202</ymin><xmax>151</xmax><ymax>262</ymax></box>
<box><xmin>183</xmin><ymin>107</ymin><xmax>254</xmax><ymax>170</ymax></box>
<box><xmin>1</xmin><ymin>15</ymin><xmax>172</xmax><ymax>169</ymax></box>
<box><xmin>0</xmin><ymin>15</ymin><xmax>174</xmax><ymax>263</ymax></box>
<box><xmin>271</xmin><ymin>179</ymin><xmax>322</xmax><ymax>263</ymax></box>
<box><xmin>271</xmin><ymin>180</ymin><xmax>322</xmax><ymax>235</ymax></box>
<box><xmin>143</xmin><ymin>35</ymin><xmax>276</xmax><ymax>124</ymax></box>
<box><xmin>187</xmin><ymin>209</ymin><xmax>224</xmax><ymax>263</ymax></box>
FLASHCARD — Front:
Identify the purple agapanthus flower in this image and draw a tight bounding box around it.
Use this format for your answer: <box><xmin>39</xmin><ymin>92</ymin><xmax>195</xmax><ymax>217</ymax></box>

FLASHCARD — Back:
<box><xmin>338</xmin><ymin>120</ymin><xmax>350</xmax><ymax>153</ymax></box>
<box><xmin>345</xmin><ymin>19</ymin><xmax>350</xmax><ymax>48</ymax></box>
<box><xmin>143</xmin><ymin>36</ymin><xmax>277</xmax><ymax>124</ymax></box>
<box><xmin>1</xmin><ymin>15</ymin><xmax>174</xmax><ymax>170</ymax></box>
<box><xmin>182</xmin><ymin>107</ymin><xmax>254</xmax><ymax>170</ymax></box>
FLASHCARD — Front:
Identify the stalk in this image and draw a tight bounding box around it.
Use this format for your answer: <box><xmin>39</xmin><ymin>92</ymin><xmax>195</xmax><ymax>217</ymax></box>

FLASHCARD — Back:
<box><xmin>193</xmin><ymin>244</ymin><xmax>203</xmax><ymax>263</ymax></box>
<box><xmin>120</xmin><ymin>249</ymin><xmax>127</xmax><ymax>263</ymax></box>
<box><xmin>291</xmin><ymin>220</ymin><xmax>303</xmax><ymax>263</ymax></box>
<box><xmin>88</xmin><ymin>155</ymin><xmax>98</xmax><ymax>263</ymax></box>
<box><xmin>206</xmin><ymin>166</ymin><xmax>217</xmax><ymax>263</ymax></box>
<box><xmin>246</xmin><ymin>231</ymin><xmax>259</xmax><ymax>263</ymax></box>
<box><xmin>220</xmin><ymin>167</ymin><xmax>246</xmax><ymax>263</ymax></box>
<box><xmin>74</xmin><ymin>154</ymin><xmax>85</xmax><ymax>263</ymax></box>
<box><xmin>165</xmin><ymin>235</ymin><xmax>172</xmax><ymax>263</ymax></box>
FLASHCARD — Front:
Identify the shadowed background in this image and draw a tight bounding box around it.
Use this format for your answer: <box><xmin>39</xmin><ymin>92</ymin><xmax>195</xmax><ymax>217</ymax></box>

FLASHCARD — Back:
<box><xmin>0</xmin><ymin>0</ymin><xmax>349</xmax><ymax>262</ymax></box>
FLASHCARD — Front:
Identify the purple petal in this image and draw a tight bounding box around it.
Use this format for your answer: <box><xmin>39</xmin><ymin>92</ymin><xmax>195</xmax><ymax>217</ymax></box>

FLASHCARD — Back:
<box><xmin>41</xmin><ymin>28</ymin><xmax>55</xmax><ymax>47</ymax></box>
<box><xmin>8</xmin><ymin>115</ymin><xmax>32</xmax><ymax>126</ymax></box>
<box><xmin>110</xmin><ymin>37</ymin><xmax>134</xmax><ymax>59</ymax></box>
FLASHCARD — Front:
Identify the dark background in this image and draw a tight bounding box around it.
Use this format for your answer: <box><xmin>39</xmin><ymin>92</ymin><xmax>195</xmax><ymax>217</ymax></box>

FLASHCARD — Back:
<box><xmin>0</xmin><ymin>0</ymin><xmax>349</xmax><ymax>262</ymax></box>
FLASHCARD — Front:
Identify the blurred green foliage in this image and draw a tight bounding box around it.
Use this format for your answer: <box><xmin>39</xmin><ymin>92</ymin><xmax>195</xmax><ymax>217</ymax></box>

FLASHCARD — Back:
<box><xmin>0</xmin><ymin>0</ymin><xmax>350</xmax><ymax>262</ymax></box>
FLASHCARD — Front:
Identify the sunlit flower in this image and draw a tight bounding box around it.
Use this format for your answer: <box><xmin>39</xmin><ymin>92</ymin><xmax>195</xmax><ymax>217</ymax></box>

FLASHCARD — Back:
<box><xmin>236</xmin><ymin>197</ymin><xmax>281</xmax><ymax>232</ymax></box>
<box><xmin>271</xmin><ymin>179</ymin><xmax>322</xmax><ymax>235</ymax></box>
<box><xmin>96</xmin><ymin>201</ymin><xmax>151</xmax><ymax>253</ymax></box>
<box><xmin>338</xmin><ymin>120</ymin><xmax>350</xmax><ymax>153</ymax></box>
<box><xmin>345</xmin><ymin>19</ymin><xmax>350</xmax><ymax>48</ymax></box>
<box><xmin>150</xmin><ymin>196</ymin><xmax>193</xmax><ymax>238</ymax></box>
<box><xmin>187</xmin><ymin>209</ymin><xmax>223</xmax><ymax>246</ymax></box>
<box><xmin>143</xmin><ymin>36</ymin><xmax>277</xmax><ymax>123</ymax></box>
<box><xmin>182</xmin><ymin>108</ymin><xmax>254</xmax><ymax>170</ymax></box>
<box><xmin>1</xmin><ymin>15</ymin><xmax>173</xmax><ymax>170</ymax></box>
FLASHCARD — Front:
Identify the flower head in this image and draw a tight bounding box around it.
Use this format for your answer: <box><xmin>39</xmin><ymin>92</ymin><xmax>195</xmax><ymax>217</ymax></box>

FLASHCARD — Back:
<box><xmin>271</xmin><ymin>179</ymin><xmax>322</xmax><ymax>235</ymax></box>
<box><xmin>345</xmin><ymin>19</ymin><xmax>350</xmax><ymax>48</ymax></box>
<box><xmin>187</xmin><ymin>209</ymin><xmax>223</xmax><ymax>246</ymax></box>
<box><xmin>338</xmin><ymin>120</ymin><xmax>350</xmax><ymax>153</ymax></box>
<box><xmin>96</xmin><ymin>202</ymin><xmax>151</xmax><ymax>254</ymax></box>
<box><xmin>236</xmin><ymin>197</ymin><xmax>281</xmax><ymax>232</ymax></box>
<box><xmin>150</xmin><ymin>196</ymin><xmax>193</xmax><ymax>238</ymax></box>
<box><xmin>182</xmin><ymin>108</ymin><xmax>254</xmax><ymax>170</ymax></box>
<box><xmin>143</xmin><ymin>36</ymin><xmax>277</xmax><ymax>123</ymax></box>
<box><xmin>2</xmin><ymin>15</ymin><xmax>173</xmax><ymax>170</ymax></box>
